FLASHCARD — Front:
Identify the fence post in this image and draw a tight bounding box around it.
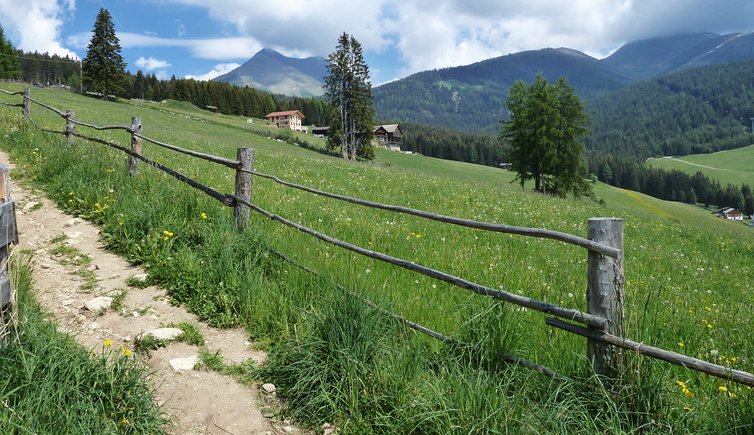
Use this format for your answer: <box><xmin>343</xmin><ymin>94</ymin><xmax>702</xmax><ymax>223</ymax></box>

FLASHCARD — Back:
<box><xmin>22</xmin><ymin>87</ymin><xmax>30</xmax><ymax>117</ymax></box>
<box><xmin>128</xmin><ymin>117</ymin><xmax>142</xmax><ymax>175</ymax></box>
<box><xmin>586</xmin><ymin>218</ymin><xmax>625</xmax><ymax>384</ymax></box>
<box><xmin>65</xmin><ymin>110</ymin><xmax>76</xmax><ymax>144</ymax></box>
<box><xmin>0</xmin><ymin>165</ymin><xmax>13</xmax><ymax>340</ymax></box>
<box><xmin>234</xmin><ymin>147</ymin><xmax>253</xmax><ymax>230</ymax></box>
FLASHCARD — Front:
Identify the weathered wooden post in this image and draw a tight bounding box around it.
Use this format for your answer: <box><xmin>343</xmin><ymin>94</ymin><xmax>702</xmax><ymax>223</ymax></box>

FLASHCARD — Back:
<box><xmin>234</xmin><ymin>147</ymin><xmax>253</xmax><ymax>230</ymax></box>
<box><xmin>586</xmin><ymin>218</ymin><xmax>625</xmax><ymax>384</ymax></box>
<box><xmin>0</xmin><ymin>165</ymin><xmax>15</xmax><ymax>340</ymax></box>
<box><xmin>22</xmin><ymin>87</ymin><xmax>30</xmax><ymax>118</ymax></box>
<box><xmin>65</xmin><ymin>110</ymin><xmax>76</xmax><ymax>144</ymax></box>
<box><xmin>128</xmin><ymin>117</ymin><xmax>142</xmax><ymax>175</ymax></box>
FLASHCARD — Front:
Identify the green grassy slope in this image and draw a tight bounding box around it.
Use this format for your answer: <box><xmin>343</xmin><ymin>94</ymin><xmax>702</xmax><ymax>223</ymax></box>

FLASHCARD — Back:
<box><xmin>2</xmin><ymin>85</ymin><xmax>753</xmax><ymax>432</ymax></box>
<box><xmin>646</xmin><ymin>144</ymin><xmax>754</xmax><ymax>187</ymax></box>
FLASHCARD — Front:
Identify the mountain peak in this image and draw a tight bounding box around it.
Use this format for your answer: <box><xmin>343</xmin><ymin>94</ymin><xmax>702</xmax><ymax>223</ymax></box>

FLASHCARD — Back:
<box><xmin>214</xmin><ymin>49</ymin><xmax>327</xmax><ymax>97</ymax></box>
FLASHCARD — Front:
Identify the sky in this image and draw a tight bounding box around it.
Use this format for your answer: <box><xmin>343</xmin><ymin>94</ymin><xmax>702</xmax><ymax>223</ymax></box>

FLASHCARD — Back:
<box><xmin>0</xmin><ymin>0</ymin><xmax>753</xmax><ymax>85</ymax></box>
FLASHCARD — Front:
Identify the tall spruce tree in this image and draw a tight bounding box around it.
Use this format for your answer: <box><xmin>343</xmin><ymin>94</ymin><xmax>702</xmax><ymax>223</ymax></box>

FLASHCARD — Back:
<box><xmin>82</xmin><ymin>8</ymin><xmax>126</xmax><ymax>96</ymax></box>
<box><xmin>0</xmin><ymin>25</ymin><xmax>21</xmax><ymax>80</ymax></box>
<box><xmin>324</xmin><ymin>32</ymin><xmax>375</xmax><ymax>161</ymax></box>
<box><xmin>501</xmin><ymin>75</ymin><xmax>590</xmax><ymax>197</ymax></box>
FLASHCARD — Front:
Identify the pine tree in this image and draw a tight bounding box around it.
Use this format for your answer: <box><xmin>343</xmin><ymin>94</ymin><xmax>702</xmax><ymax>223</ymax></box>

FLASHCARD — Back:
<box><xmin>82</xmin><ymin>8</ymin><xmax>126</xmax><ymax>96</ymax></box>
<box><xmin>0</xmin><ymin>25</ymin><xmax>21</xmax><ymax>80</ymax></box>
<box><xmin>501</xmin><ymin>75</ymin><xmax>590</xmax><ymax>197</ymax></box>
<box><xmin>324</xmin><ymin>32</ymin><xmax>375</xmax><ymax>161</ymax></box>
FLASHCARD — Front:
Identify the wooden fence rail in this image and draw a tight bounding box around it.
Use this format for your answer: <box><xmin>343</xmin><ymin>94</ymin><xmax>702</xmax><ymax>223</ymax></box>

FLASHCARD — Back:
<box><xmin>4</xmin><ymin>86</ymin><xmax>753</xmax><ymax>389</ymax></box>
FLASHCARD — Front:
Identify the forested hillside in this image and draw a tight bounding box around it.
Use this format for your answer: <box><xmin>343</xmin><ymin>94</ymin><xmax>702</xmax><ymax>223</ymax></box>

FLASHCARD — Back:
<box><xmin>374</xmin><ymin>48</ymin><xmax>628</xmax><ymax>134</ymax></box>
<box><xmin>585</xmin><ymin>60</ymin><xmax>754</xmax><ymax>158</ymax></box>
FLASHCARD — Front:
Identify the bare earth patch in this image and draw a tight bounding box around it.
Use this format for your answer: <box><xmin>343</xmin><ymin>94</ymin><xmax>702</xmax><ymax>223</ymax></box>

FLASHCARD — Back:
<box><xmin>3</xmin><ymin>152</ymin><xmax>303</xmax><ymax>435</ymax></box>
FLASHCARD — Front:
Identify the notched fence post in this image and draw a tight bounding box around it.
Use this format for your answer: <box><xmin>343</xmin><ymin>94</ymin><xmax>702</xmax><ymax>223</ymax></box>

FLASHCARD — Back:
<box><xmin>128</xmin><ymin>117</ymin><xmax>142</xmax><ymax>175</ymax></box>
<box><xmin>586</xmin><ymin>218</ymin><xmax>625</xmax><ymax>385</ymax></box>
<box><xmin>65</xmin><ymin>111</ymin><xmax>76</xmax><ymax>144</ymax></box>
<box><xmin>234</xmin><ymin>147</ymin><xmax>253</xmax><ymax>230</ymax></box>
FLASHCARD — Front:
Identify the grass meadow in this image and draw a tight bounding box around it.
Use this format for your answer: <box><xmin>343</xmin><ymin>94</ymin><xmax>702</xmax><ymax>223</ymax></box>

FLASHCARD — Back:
<box><xmin>1</xmin><ymin>84</ymin><xmax>753</xmax><ymax>433</ymax></box>
<box><xmin>646</xmin><ymin>145</ymin><xmax>754</xmax><ymax>187</ymax></box>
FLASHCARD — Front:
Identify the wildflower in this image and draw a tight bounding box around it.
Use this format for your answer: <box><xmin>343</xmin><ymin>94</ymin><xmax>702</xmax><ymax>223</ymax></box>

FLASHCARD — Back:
<box><xmin>718</xmin><ymin>385</ymin><xmax>728</xmax><ymax>393</ymax></box>
<box><xmin>678</xmin><ymin>342</ymin><xmax>684</xmax><ymax>348</ymax></box>
<box><xmin>121</xmin><ymin>348</ymin><xmax>133</xmax><ymax>357</ymax></box>
<box><xmin>200</xmin><ymin>212</ymin><xmax>208</xmax><ymax>219</ymax></box>
<box><xmin>120</xmin><ymin>418</ymin><xmax>129</xmax><ymax>426</ymax></box>
<box><xmin>68</xmin><ymin>191</ymin><xmax>74</xmax><ymax>196</ymax></box>
<box><xmin>163</xmin><ymin>230</ymin><xmax>174</xmax><ymax>237</ymax></box>
<box><xmin>676</xmin><ymin>380</ymin><xmax>694</xmax><ymax>399</ymax></box>
<box><xmin>729</xmin><ymin>392</ymin><xmax>737</xmax><ymax>399</ymax></box>
<box><xmin>102</xmin><ymin>339</ymin><xmax>113</xmax><ymax>347</ymax></box>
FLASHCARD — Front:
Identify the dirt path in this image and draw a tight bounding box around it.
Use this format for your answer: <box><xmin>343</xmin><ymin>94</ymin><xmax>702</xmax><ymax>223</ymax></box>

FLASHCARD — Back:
<box><xmin>3</xmin><ymin>152</ymin><xmax>303</xmax><ymax>435</ymax></box>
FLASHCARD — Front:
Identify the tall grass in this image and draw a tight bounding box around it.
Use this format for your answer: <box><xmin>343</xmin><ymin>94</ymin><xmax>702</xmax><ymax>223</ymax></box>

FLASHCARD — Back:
<box><xmin>1</xmin><ymin>89</ymin><xmax>753</xmax><ymax>433</ymax></box>
<box><xmin>0</xmin><ymin>252</ymin><xmax>167</xmax><ymax>434</ymax></box>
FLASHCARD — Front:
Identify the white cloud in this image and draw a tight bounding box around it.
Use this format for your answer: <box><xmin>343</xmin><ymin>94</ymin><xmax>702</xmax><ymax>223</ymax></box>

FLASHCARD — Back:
<box><xmin>0</xmin><ymin>0</ymin><xmax>78</xmax><ymax>58</ymax></box>
<box><xmin>184</xmin><ymin>63</ymin><xmax>240</xmax><ymax>81</ymax></box>
<box><xmin>69</xmin><ymin>32</ymin><xmax>262</xmax><ymax>60</ymax></box>
<box><xmin>154</xmin><ymin>0</ymin><xmax>754</xmax><ymax>80</ymax></box>
<box><xmin>134</xmin><ymin>56</ymin><xmax>171</xmax><ymax>71</ymax></box>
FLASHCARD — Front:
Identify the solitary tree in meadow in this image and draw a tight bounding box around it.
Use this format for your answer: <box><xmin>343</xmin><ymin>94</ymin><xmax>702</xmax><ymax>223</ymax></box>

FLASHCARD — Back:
<box><xmin>501</xmin><ymin>75</ymin><xmax>590</xmax><ymax>197</ymax></box>
<box><xmin>324</xmin><ymin>32</ymin><xmax>375</xmax><ymax>161</ymax></box>
<box><xmin>82</xmin><ymin>8</ymin><xmax>126</xmax><ymax>96</ymax></box>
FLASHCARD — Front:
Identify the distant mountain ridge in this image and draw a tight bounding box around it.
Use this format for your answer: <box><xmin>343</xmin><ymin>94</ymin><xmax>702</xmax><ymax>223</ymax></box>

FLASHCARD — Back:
<box><xmin>603</xmin><ymin>31</ymin><xmax>754</xmax><ymax>80</ymax></box>
<box><xmin>373</xmin><ymin>31</ymin><xmax>754</xmax><ymax>133</ymax></box>
<box><xmin>214</xmin><ymin>48</ymin><xmax>327</xmax><ymax>97</ymax></box>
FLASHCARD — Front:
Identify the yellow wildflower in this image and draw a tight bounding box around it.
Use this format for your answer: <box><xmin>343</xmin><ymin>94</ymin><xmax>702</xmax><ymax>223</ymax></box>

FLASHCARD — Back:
<box><xmin>678</xmin><ymin>342</ymin><xmax>684</xmax><ymax>348</ymax></box>
<box><xmin>121</xmin><ymin>348</ymin><xmax>133</xmax><ymax>357</ymax></box>
<box><xmin>718</xmin><ymin>385</ymin><xmax>728</xmax><ymax>393</ymax></box>
<box><xmin>120</xmin><ymin>418</ymin><xmax>129</xmax><ymax>426</ymax></box>
<box><xmin>102</xmin><ymin>339</ymin><xmax>113</xmax><ymax>347</ymax></box>
<box><xmin>200</xmin><ymin>212</ymin><xmax>208</xmax><ymax>219</ymax></box>
<box><xmin>676</xmin><ymin>380</ymin><xmax>694</xmax><ymax>399</ymax></box>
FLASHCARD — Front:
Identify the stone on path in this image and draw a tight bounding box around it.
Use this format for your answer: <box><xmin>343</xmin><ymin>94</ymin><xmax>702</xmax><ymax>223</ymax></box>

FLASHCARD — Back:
<box><xmin>22</xmin><ymin>201</ymin><xmax>40</xmax><ymax>212</ymax></box>
<box><xmin>140</xmin><ymin>327</ymin><xmax>183</xmax><ymax>341</ymax></box>
<box><xmin>84</xmin><ymin>296</ymin><xmax>113</xmax><ymax>313</ymax></box>
<box><xmin>169</xmin><ymin>355</ymin><xmax>199</xmax><ymax>373</ymax></box>
<box><xmin>261</xmin><ymin>383</ymin><xmax>276</xmax><ymax>394</ymax></box>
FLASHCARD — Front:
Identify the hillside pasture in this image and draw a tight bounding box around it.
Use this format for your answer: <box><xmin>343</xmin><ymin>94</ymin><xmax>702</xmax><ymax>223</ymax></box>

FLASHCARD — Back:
<box><xmin>1</xmin><ymin>85</ymin><xmax>753</xmax><ymax>432</ymax></box>
<box><xmin>646</xmin><ymin>144</ymin><xmax>754</xmax><ymax>187</ymax></box>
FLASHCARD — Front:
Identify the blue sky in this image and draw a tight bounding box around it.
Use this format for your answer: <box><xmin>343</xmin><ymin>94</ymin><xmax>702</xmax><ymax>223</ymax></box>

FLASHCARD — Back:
<box><xmin>1</xmin><ymin>0</ymin><xmax>753</xmax><ymax>85</ymax></box>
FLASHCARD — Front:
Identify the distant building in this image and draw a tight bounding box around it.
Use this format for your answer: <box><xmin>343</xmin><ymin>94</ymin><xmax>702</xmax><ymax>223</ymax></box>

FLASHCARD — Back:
<box><xmin>265</xmin><ymin>110</ymin><xmax>305</xmax><ymax>131</ymax></box>
<box><xmin>373</xmin><ymin>124</ymin><xmax>403</xmax><ymax>150</ymax></box>
<box><xmin>312</xmin><ymin>126</ymin><xmax>329</xmax><ymax>138</ymax></box>
<box><xmin>713</xmin><ymin>207</ymin><xmax>744</xmax><ymax>221</ymax></box>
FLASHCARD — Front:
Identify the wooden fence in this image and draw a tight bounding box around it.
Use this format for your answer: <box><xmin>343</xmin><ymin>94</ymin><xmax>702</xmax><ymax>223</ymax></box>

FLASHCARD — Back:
<box><xmin>3</xmin><ymin>87</ymin><xmax>754</xmax><ymax>388</ymax></box>
<box><xmin>0</xmin><ymin>164</ymin><xmax>18</xmax><ymax>340</ymax></box>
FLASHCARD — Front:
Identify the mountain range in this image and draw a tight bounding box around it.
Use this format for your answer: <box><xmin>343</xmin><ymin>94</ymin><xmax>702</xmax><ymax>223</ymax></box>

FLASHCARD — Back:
<box><xmin>374</xmin><ymin>31</ymin><xmax>754</xmax><ymax>132</ymax></box>
<box><xmin>215</xmin><ymin>32</ymin><xmax>754</xmax><ymax>134</ymax></box>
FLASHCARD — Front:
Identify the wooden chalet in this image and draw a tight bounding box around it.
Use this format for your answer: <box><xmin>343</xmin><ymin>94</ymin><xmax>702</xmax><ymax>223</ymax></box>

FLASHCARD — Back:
<box><xmin>265</xmin><ymin>110</ymin><xmax>305</xmax><ymax>132</ymax></box>
<box><xmin>373</xmin><ymin>124</ymin><xmax>403</xmax><ymax>148</ymax></box>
